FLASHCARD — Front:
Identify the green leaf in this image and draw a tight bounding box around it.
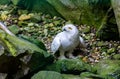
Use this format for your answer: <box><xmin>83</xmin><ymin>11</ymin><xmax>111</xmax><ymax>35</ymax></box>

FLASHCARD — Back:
<box><xmin>8</xmin><ymin>25</ymin><xmax>20</xmax><ymax>35</ymax></box>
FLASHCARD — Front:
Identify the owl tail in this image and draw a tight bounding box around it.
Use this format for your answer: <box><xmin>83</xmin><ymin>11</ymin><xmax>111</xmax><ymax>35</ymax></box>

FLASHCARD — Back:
<box><xmin>79</xmin><ymin>36</ymin><xmax>86</xmax><ymax>48</ymax></box>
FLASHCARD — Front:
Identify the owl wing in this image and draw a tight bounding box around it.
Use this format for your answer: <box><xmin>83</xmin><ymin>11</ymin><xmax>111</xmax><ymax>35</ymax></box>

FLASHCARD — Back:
<box><xmin>79</xmin><ymin>36</ymin><xmax>86</xmax><ymax>48</ymax></box>
<box><xmin>51</xmin><ymin>36</ymin><xmax>61</xmax><ymax>54</ymax></box>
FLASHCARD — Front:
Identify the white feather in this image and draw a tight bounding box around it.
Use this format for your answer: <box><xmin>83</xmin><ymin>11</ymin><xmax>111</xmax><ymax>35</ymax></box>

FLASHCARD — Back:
<box><xmin>51</xmin><ymin>36</ymin><xmax>61</xmax><ymax>54</ymax></box>
<box><xmin>79</xmin><ymin>36</ymin><xmax>86</xmax><ymax>48</ymax></box>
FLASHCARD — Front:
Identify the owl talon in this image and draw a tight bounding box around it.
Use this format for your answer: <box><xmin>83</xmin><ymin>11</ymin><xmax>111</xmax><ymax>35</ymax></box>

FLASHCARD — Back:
<box><xmin>68</xmin><ymin>54</ymin><xmax>76</xmax><ymax>59</ymax></box>
<box><xmin>58</xmin><ymin>56</ymin><xmax>66</xmax><ymax>59</ymax></box>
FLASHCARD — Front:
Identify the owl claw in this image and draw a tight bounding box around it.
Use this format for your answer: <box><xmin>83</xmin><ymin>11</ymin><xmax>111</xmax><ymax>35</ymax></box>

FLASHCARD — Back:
<box><xmin>58</xmin><ymin>56</ymin><xmax>66</xmax><ymax>59</ymax></box>
<box><xmin>68</xmin><ymin>54</ymin><xmax>76</xmax><ymax>59</ymax></box>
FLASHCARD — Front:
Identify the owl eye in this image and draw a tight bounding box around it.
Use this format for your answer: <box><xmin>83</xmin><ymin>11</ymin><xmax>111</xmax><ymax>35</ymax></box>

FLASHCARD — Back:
<box><xmin>68</xmin><ymin>27</ymin><xmax>72</xmax><ymax>30</ymax></box>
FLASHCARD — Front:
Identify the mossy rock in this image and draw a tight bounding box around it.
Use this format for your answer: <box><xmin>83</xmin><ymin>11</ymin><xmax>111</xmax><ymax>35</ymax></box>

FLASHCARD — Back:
<box><xmin>44</xmin><ymin>59</ymin><xmax>96</xmax><ymax>74</ymax></box>
<box><xmin>31</xmin><ymin>71</ymin><xmax>63</xmax><ymax>79</ymax></box>
<box><xmin>95</xmin><ymin>59</ymin><xmax>120</xmax><ymax>79</ymax></box>
<box><xmin>62</xmin><ymin>74</ymin><xmax>80</xmax><ymax>79</ymax></box>
<box><xmin>31</xmin><ymin>71</ymin><xmax>82</xmax><ymax>79</ymax></box>
<box><xmin>28</xmin><ymin>53</ymin><xmax>54</xmax><ymax>72</ymax></box>
<box><xmin>0</xmin><ymin>31</ymin><xmax>54</xmax><ymax>76</ymax></box>
<box><xmin>80</xmin><ymin>72</ymin><xmax>103</xmax><ymax>79</ymax></box>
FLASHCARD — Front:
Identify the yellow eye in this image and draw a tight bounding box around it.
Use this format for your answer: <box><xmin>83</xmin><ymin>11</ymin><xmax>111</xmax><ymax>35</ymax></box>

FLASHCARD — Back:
<box><xmin>68</xmin><ymin>27</ymin><xmax>72</xmax><ymax>30</ymax></box>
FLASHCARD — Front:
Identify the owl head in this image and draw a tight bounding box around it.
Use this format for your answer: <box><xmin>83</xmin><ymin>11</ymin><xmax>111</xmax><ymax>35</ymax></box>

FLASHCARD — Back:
<box><xmin>62</xmin><ymin>24</ymin><xmax>79</xmax><ymax>34</ymax></box>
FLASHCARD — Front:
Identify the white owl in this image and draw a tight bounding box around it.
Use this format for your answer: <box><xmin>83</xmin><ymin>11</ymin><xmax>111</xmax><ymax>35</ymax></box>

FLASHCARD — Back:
<box><xmin>51</xmin><ymin>24</ymin><xmax>85</xmax><ymax>59</ymax></box>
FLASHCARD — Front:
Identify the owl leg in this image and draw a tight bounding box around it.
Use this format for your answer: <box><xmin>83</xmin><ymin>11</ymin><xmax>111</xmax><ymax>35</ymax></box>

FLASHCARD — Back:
<box><xmin>68</xmin><ymin>50</ymin><xmax>75</xmax><ymax>59</ymax></box>
<box><xmin>59</xmin><ymin>51</ymin><xmax>66</xmax><ymax>59</ymax></box>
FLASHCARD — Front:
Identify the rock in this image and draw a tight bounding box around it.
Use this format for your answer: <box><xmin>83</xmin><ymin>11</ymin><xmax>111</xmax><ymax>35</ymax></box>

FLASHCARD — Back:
<box><xmin>31</xmin><ymin>71</ymin><xmax>63</xmax><ymax>79</ymax></box>
<box><xmin>19</xmin><ymin>35</ymin><xmax>47</xmax><ymax>51</ymax></box>
<box><xmin>62</xmin><ymin>74</ymin><xmax>80</xmax><ymax>79</ymax></box>
<box><xmin>44</xmin><ymin>59</ymin><xmax>96</xmax><ymax>74</ymax></box>
<box><xmin>0</xmin><ymin>31</ymin><xmax>55</xmax><ymax>78</ymax></box>
<box><xmin>31</xmin><ymin>71</ymin><xmax>82</xmax><ymax>79</ymax></box>
<box><xmin>80</xmin><ymin>72</ymin><xmax>103</xmax><ymax>79</ymax></box>
<box><xmin>0</xmin><ymin>55</ymin><xmax>21</xmax><ymax>74</ymax></box>
<box><xmin>16</xmin><ymin>35</ymin><xmax>54</xmax><ymax>72</ymax></box>
<box><xmin>4</xmin><ymin>33</ymin><xmax>50</xmax><ymax>56</ymax></box>
<box><xmin>95</xmin><ymin>59</ymin><xmax>120</xmax><ymax>79</ymax></box>
<box><xmin>28</xmin><ymin>53</ymin><xmax>54</xmax><ymax>72</ymax></box>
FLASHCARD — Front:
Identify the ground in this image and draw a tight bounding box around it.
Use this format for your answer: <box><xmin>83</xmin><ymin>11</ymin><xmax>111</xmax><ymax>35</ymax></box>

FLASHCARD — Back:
<box><xmin>0</xmin><ymin>4</ymin><xmax>120</xmax><ymax>64</ymax></box>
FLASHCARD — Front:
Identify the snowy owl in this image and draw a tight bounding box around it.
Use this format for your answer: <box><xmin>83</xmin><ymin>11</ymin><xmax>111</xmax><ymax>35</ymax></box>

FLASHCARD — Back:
<box><xmin>51</xmin><ymin>24</ymin><xmax>85</xmax><ymax>59</ymax></box>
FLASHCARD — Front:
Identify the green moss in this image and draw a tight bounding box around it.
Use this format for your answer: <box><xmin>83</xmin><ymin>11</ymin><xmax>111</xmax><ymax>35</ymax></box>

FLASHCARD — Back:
<box><xmin>62</xmin><ymin>74</ymin><xmax>80</xmax><ymax>79</ymax></box>
<box><xmin>44</xmin><ymin>59</ymin><xmax>95</xmax><ymax>74</ymax></box>
<box><xmin>31</xmin><ymin>71</ymin><xmax>63</xmax><ymax>79</ymax></box>
<box><xmin>95</xmin><ymin>60</ymin><xmax>120</xmax><ymax>78</ymax></box>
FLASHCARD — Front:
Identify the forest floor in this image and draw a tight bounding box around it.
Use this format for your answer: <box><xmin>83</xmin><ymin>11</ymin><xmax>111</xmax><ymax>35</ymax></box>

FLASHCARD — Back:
<box><xmin>0</xmin><ymin>4</ymin><xmax>120</xmax><ymax>64</ymax></box>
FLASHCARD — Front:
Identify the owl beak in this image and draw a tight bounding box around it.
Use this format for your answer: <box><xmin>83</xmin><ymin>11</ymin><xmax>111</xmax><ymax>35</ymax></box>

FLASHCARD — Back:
<box><xmin>62</xmin><ymin>28</ymin><xmax>66</xmax><ymax>31</ymax></box>
<box><xmin>63</xmin><ymin>29</ymin><xmax>66</xmax><ymax>31</ymax></box>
